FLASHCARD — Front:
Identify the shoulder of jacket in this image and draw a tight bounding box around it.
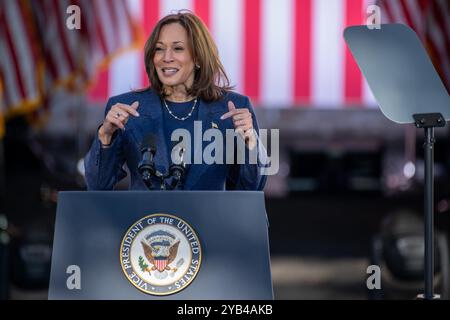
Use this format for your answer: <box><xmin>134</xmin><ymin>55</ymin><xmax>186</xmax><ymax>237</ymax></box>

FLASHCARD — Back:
<box><xmin>108</xmin><ymin>88</ymin><xmax>158</xmax><ymax>104</ymax></box>
<box><xmin>218</xmin><ymin>91</ymin><xmax>252</xmax><ymax>110</ymax></box>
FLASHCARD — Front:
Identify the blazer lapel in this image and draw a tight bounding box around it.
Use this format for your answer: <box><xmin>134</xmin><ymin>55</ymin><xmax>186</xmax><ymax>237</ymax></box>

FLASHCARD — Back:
<box><xmin>132</xmin><ymin>91</ymin><xmax>169</xmax><ymax>174</ymax></box>
<box><xmin>184</xmin><ymin>100</ymin><xmax>226</xmax><ymax>189</ymax></box>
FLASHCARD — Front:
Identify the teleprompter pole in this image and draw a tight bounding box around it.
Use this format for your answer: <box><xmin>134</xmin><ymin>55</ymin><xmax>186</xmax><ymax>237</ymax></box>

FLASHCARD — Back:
<box><xmin>413</xmin><ymin>113</ymin><xmax>445</xmax><ymax>300</ymax></box>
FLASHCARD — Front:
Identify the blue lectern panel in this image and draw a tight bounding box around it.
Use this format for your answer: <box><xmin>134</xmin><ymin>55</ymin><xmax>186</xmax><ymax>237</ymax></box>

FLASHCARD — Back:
<box><xmin>49</xmin><ymin>191</ymin><xmax>273</xmax><ymax>300</ymax></box>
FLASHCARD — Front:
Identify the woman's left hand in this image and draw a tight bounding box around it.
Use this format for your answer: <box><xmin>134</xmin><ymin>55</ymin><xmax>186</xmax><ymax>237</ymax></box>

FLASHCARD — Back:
<box><xmin>221</xmin><ymin>101</ymin><xmax>257</xmax><ymax>150</ymax></box>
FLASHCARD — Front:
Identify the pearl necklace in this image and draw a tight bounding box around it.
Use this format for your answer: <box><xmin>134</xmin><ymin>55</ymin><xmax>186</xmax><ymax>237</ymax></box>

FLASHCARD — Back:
<box><xmin>163</xmin><ymin>98</ymin><xmax>197</xmax><ymax>121</ymax></box>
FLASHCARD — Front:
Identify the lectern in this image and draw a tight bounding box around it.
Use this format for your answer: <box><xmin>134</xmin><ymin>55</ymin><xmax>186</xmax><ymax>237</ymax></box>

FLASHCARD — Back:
<box><xmin>48</xmin><ymin>191</ymin><xmax>273</xmax><ymax>300</ymax></box>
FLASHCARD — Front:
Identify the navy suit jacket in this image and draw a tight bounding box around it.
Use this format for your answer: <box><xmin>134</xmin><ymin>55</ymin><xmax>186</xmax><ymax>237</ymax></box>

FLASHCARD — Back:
<box><xmin>84</xmin><ymin>89</ymin><xmax>267</xmax><ymax>191</ymax></box>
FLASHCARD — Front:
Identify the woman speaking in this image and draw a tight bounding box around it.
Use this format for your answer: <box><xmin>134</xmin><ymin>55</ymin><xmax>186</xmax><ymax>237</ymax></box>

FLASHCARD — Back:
<box><xmin>84</xmin><ymin>11</ymin><xmax>267</xmax><ymax>191</ymax></box>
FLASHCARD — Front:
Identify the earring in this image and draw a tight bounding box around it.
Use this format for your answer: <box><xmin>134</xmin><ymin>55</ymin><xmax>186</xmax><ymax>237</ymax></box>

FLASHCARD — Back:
<box><xmin>195</xmin><ymin>64</ymin><xmax>200</xmax><ymax>70</ymax></box>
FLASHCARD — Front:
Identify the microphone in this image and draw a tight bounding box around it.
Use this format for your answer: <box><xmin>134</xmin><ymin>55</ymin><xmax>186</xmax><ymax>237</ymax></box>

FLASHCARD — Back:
<box><xmin>138</xmin><ymin>134</ymin><xmax>157</xmax><ymax>190</ymax></box>
<box><xmin>168</xmin><ymin>141</ymin><xmax>187</xmax><ymax>190</ymax></box>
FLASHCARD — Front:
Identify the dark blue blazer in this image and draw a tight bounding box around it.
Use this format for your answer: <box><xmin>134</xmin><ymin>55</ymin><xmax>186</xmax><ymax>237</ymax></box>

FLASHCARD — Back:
<box><xmin>84</xmin><ymin>89</ymin><xmax>267</xmax><ymax>191</ymax></box>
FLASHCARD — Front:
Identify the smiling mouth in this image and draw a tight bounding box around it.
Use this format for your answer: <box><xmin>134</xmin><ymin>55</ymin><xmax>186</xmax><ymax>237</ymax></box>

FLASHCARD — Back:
<box><xmin>161</xmin><ymin>68</ymin><xmax>179</xmax><ymax>76</ymax></box>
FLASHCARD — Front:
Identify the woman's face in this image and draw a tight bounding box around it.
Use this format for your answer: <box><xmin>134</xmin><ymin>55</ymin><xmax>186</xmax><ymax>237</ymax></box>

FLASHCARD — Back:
<box><xmin>153</xmin><ymin>23</ymin><xmax>195</xmax><ymax>92</ymax></box>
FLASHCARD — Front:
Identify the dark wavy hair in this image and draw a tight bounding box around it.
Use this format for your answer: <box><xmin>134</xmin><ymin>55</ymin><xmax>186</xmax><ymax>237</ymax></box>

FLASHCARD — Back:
<box><xmin>143</xmin><ymin>10</ymin><xmax>233</xmax><ymax>102</ymax></box>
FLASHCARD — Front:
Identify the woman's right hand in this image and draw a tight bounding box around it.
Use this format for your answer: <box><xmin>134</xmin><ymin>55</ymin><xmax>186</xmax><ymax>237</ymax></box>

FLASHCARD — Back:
<box><xmin>98</xmin><ymin>101</ymin><xmax>140</xmax><ymax>145</ymax></box>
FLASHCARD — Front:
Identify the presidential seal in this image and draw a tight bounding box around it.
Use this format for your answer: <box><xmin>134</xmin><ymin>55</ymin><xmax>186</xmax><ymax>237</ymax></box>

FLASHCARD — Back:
<box><xmin>120</xmin><ymin>214</ymin><xmax>202</xmax><ymax>295</ymax></box>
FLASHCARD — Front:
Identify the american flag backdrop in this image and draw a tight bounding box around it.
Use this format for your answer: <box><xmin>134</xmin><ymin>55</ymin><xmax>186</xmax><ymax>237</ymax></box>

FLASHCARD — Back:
<box><xmin>0</xmin><ymin>0</ymin><xmax>140</xmax><ymax>137</ymax></box>
<box><xmin>1</xmin><ymin>0</ymin><xmax>449</xmax><ymax>138</ymax></box>
<box><xmin>89</xmin><ymin>0</ymin><xmax>381</xmax><ymax>108</ymax></box>
<box><xmin>379</xmin><ymin>0</ymin><xmax>450</xmax><ymax>92</ymax></box>
<box><xmin>0</xmin><ymin>0</ymin><xmax>43</xmax><ymax>119</ymax></box>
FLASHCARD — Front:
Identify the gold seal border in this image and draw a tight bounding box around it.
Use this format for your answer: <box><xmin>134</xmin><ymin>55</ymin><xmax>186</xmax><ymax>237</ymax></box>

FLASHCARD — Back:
<box><xmin>119</xmin><ymin>213</ymin><xmax>202</xmax><ymax>296</ymax></box>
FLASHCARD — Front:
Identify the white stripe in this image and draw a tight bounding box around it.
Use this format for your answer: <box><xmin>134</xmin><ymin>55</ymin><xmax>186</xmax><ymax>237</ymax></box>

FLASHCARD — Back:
<box><xmin>62</xmin><ymin>0</ymin><xmax>82</xmax><ymax>72</ymax></box>
<box><xmin>387</xmin><ymin>0</ymin><xmax>406</xmax><ymax>24</ymax></box>
<box><xmin>212</xmin><ymin>0</ymin><xmax>243</xmax><ymax>92</ymax></box>
<box><xmin>312</xmin><ymin>0</ymin><xmax>344</xmax><ymax>107</ymax></box>
<box><xmin>112</xmin><ymin>0</ymin><xmax>132</xmax><ymax>46</ymax></box>
<box><xmin>5</xmin><ymin>1</ymin><xmax>38</xmax><ymax>101</ymax></box>
<box><xmin>42</xmin><ymin>0</ymin><xmax>71</xmax><ymax>79</ymax></box>
<box><xmin>96</xmin><ymin>0</ymin><xmax>116</xmax><ymax>53</ymax></box>
<box><xmin>81</xmin><ymin>0</ymin><xmax>103</xmax><ymax>68</ymax></box>
<box><xmin>109</xmin><ymin>0</ymin><xmax>142</xmax><ymax>97</ymax></box>
<box><xmin>109</xmin><ymin>52</ymin><xmax>142</xmax><ymax>96</ymax></box>
<box><xmin>0</xmin><ymin>31</ymin><xmax>21</xmax><ymax>108</ymax></box>
<box><xmin>261</xmin><ymin>0</ymin><xmax>293</xmax><ymax>107</ymax></box>
<box><xmin>160</xmin><ymin>0</ymin><xmax>192</xmax><ymax>17</ymax></box>
<box><xmin>363</xmin><ymin>79</ymin><xmax>378</xmax><ymax>108</ymax></box>
<box><xmin>47</xmin><ymin>13</ymin><xmax>70</xmax><ymax>80</ymax></box>
<box><xmin>127</xmin><ymin>0</ymin><xmax>143</xmax><ymax>21</ymax></box>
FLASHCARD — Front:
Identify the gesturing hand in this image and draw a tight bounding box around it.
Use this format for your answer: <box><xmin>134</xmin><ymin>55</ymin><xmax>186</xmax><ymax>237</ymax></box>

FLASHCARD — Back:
<box><xmin>221</xmin><ymin>101</ymin><xmax>257</xmax><ymax>150</ymax></box>
<box><xmin>99</xmin><ymin>101</ymin><xmax>140</xmax><ymax>145</ymax></box>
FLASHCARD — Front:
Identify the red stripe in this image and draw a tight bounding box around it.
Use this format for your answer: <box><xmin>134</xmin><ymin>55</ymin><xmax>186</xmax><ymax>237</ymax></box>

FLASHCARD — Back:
<box><xmin>155</xmin><ymin>260</ymin><xmax>167</xmax><ymax>271</ymax></box>
<box><xmin>93</xmin><ymin>1</ymin><xmax>109</xmax><ymax>57</ymax></box>
<box><xmin>80</xmin><ymin>2</ymin><xmax>99</xmax><ymax>51</ymax></box>
<box><xmin>18</xmin><ymin>1</ymin><xmax>39</xmax><ymax>62</ymax></box>
<box><xmin>88</xmin><ymin>69</ymin><xmax>109</xmax><ymax>102</ymax></box>
<box><xmin>17</xmin><ymin>1</ymin><xmax>40</xmax><ymax>80</ymax></box>
<box><xmin>88</xmin><ymin>1</ymin><xmax>111</xmax><ymax>101</ymax></box>
<box><xmin>104</xmin><ymin>0</ymin><xmax>120</xmax><ymax>51</ymax></box>
<box><xmin>425</xmin><ymin>32</ymin><xmax>441</xmax><ymax>68</ymax></box>
<box><xmin>427</xmin><ymin>3</ymin><xmax>450</xmax><ymax>90</ymax></box>
<box><xmin>0</xmin><ymin>16</ymin><xmax>12</xmax><ymax>107</ymax></box>
<box><xmin>121</xmin><ymin>0</ymin><xmax>136</xmax><ymax>42</ymax></box>
<box><xmin>381</xmin><ymin>0</ymin><xmax>395</xmax><ymax>22</ymax></box>
<box><xmin>399</xmin><ymin>0</ymin><xmax>417</xmax><ymax>32</ymax></box>
<box><xmin>194</xmin><ymin>0</ymin><xmax>210</xmax><ymax>29</ymax></box>
<box><xmin>3</xmin><ymin>4</ymin><xmax>26</xmax><ymax>99</ymax></box>
<box><xmin>430</xmin><ymin>2</ymin><xmax>450</xmax><ymax>63</ymax></box>
<box><xmin>418</xmin><ymin>0</ymin><xmax>431</xmax><ymax>13</ymax></box>
<box><xmin>46</xmin><ymin>46</ymin><xmax>60</xmax><ymax>83</ymax></box>
<box><xmin>293</xmin><ymin>0</ymin><xmax>312</xmax><ymax>105</ymax></box>
<box><xmin>0</xmin><ymin>68</ymin><xmax>9</xmax><ymax>108</ymax></box>
<box><xmin>344</xmin><ymin>0</ymin><xmax>363</xmax><ymax>106</ymax></box>
<box><xmin>141</xmin><ymin>0</ymin><xmax>160</xmax><ymax>87</ymax></box>
<box><xmin>143</xmin><ymin>0</ymin><xmax>160</xmax><ymax>35</ymax></box>
<box><xmin>243</xmin><ymin>0</ymin><xmax>261</xmax><ymax>104</ymax></box>
<box><xmin>34</xmin><ymin>1</ymin><xmax>57</xmax><ymax>81</ymax></box>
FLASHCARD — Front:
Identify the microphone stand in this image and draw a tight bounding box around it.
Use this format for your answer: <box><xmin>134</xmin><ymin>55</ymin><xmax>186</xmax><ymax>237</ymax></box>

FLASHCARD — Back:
<box><xmin>167</xmin><ymin>146</ymin><xmax>187</xmax><ymax>190</ymax></box>
<box><xmin>168</xmin><ymin>162</ymin><xmax>186</xmax><ymax>190</ymax></box>
<box><xmin>413</xmin><ymin>113</ymin><xmax>445</xmax><ymax>300</ymax></box>
<box><xmin>138</xmin><ymin>147</ymin><xmax>156</xmax><ymax>190</ymax></box>
<box><xmin>139</xmin><ymin>146</ymin><xmax>187</xmax><ymax>191</ymax></box>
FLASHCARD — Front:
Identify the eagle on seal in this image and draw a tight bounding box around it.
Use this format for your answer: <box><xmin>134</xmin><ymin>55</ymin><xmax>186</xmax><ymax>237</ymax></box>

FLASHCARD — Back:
<box><xmin>141</xmin><ymin>240</ymin><xmax>180</xmax><ymax>273</ymax></box>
